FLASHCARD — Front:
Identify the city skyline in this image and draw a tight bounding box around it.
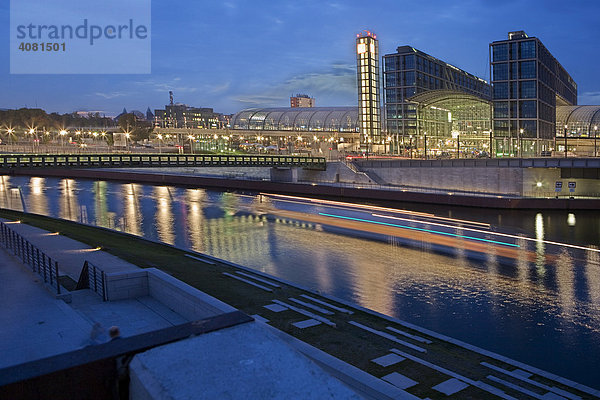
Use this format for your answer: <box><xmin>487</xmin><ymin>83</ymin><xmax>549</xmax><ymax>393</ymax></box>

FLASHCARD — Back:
<box><xmin>1</xmin><ymin>0</ymin><xmax>599</xmax><ymax>116</ymax></box>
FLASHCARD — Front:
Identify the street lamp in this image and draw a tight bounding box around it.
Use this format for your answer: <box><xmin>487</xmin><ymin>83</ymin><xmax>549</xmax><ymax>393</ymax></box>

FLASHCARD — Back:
<box><xmin>594</xmin><ymin>125</ymin><xmax>598</xmax><ymax>157</ymax></box>
<box><xmin>157</xmin><ymin>134</ymin><xmax>163</xmax><ymax>153</ymax></box>
<box><xmin>59</xmin><ymin>129</ymin><xmax>67</xmax><ymax>148</ymax></box>
<box><xmin>564</xmin><ymin>124</ymin><xmax>568</xmax><ymax>158</ymax></box>
<box><xmin>125</xmin><ymin>132</ymin><xmax>130</xmax><ymax>151</ymax></box>
<box><xmin>188</xmin><ymin>135</ymin><xmax>195</xmax><ymax>154</ymax></box>
<box><xmin>423</xmin><ymin>132</ymin><xmax>427</xmax><ymax>159</ymax></box>
<box><xmin>519</xmin><ymin>128</ymin><xmax>523</xmax><ymax>158</ymax></box>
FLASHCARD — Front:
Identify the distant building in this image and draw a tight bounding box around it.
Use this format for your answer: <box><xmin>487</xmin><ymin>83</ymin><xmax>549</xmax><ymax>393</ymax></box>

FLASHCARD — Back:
<box><xmin>290</xmin><ymin>94</ymin><xmax>315</xmax><ymax>108</ymax></box>
<box><xmin>356</xmin><ymin>30</ymin><xmax>382</xmax><ymax>151</ymax></box>
<box><xmin>154</xmin><ymin>104</ymin><xmax>224</xmax><ymax>129</ymax></box>
<box><xmin>490</xmin><ymin>31</ymin><xmax>577</xmax><ymax>156</ymax></box>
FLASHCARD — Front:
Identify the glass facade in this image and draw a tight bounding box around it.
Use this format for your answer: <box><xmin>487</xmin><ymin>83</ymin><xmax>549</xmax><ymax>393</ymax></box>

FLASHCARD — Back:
<box><xmin>383</xmin><ymin>45</ymin><xmax>491</xmax><ymax>155</ymax></box>
<box><xmin>356</xmin><ymin>31</ymin><xmax>382</xmax><ymax>150</ymax></box>
<box><xmin>230</xmin><ymin>107</ymin><xmax>358</xmax><ymax>132</ymax></box>
<box><xmin>490</xmin><ymin>31</ymin><xmax>577</xmax><ymax>156</ymax></box>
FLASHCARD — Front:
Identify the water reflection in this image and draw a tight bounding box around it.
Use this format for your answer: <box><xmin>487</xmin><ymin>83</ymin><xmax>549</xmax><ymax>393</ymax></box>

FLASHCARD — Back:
<box><xmin>123</xmin><ymin>183</ymin><xmax>142</xmax><ymax>236</ymax></box>
<box><xmin>1</xmin><ymin>175</ymin><xmax>599</xmax><ymax>388</ymax></box>
<box><xmin>154</xmin><ymin>186</ymin><xmax>175</xmax><ymax>244</ymax></box>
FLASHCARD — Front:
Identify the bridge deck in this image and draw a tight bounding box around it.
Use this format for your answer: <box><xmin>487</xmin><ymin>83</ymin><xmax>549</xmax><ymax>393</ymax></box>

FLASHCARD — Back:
<box><xmin>0</xmin><ymin>153</ymin><xmax>326</xmax><ymax>170</ymax></box>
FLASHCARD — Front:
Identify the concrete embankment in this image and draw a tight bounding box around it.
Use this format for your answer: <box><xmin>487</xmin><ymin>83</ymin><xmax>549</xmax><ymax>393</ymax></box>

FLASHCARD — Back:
<box><xmin>6</xmin><ymin>166</ymin><xmax>599</xmax><ymax>210</ymax></box>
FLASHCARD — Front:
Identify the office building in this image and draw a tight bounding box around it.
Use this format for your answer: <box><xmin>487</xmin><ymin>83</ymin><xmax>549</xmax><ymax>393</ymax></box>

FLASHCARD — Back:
<box><xmin>356</xmin><ymin>30</ymin><xmax>382</xmax><ymax>152</ymax></box>
<box><xmin>154</xmin><ymin>104</ymin><xmax>224</xmax><ymax>129</ymax></box>
<box><xmin>290</xmin><ymin>94</ymin><xmax>315</xmax><ymax>108</ymax></box>
<box><xmin>490</xmin><ymin>31</ymin><xmax>577</xmax><ymax>156</ymax></box>
<box><xmin>383</xmin><ymin>46</ymin><xmax>491</xmax><ymax>156</ymax></box>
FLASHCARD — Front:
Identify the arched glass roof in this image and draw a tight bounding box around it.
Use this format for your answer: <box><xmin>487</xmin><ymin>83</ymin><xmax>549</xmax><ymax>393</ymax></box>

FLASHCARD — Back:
<box><xmin>408</xmin><ymin>89</ymin><xmax>491</xmax><ymax>107</ymax></box>
<box><xmin>230</xmin><ymin>107</ymin><xmax>358</xmax><ymax>132</ymax></box>
<box><xmin>557</xmin><ymin>106</ymin><xmax>600</xmax><ymax>135</ymax></box>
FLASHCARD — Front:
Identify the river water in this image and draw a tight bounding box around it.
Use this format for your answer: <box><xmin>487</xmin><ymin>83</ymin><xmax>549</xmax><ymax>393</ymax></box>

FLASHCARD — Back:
<box><xmin>1</xmin><ymin>175</ymin><xmax>599</xmax><ymax>388</ymax></box>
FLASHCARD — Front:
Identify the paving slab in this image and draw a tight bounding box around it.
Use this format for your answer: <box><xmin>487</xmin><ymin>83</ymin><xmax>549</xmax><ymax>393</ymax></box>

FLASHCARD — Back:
<box><xmin>432</xmin><ymin>378</ymin><xmax>469</xmax><ymax>395</ymax></box>
<box><xmin>382</xmin><ymin>372</ymin><xmax>418</xmax><ymax>389</ymax></box>
<box><xmin>129</xmin><ymin>322</ymin><xmax>364</xmax><ymax>400</ymax></box>
<box><xmin>371</xmin><ymin>353</ymin><xmax>405</xmax><ymax>367</ymax></box>
<box><xmin>513</xmin><ymin>368</ymin><xmax>533</xmax><ymax>378</ymax></box>
<box><xmin>542</xmin><ymin>392</ymin><xmax>569</xmax><ymax>400</ymax></box>
<box><xmin>292</xmin><ymin>319</ymin><xmax>321</xmax><ymax>329</ymax></box>
<box><xmin>264</xmin><ymin>303</ymin><xmax>289</xmax><ymax>313</ymax></box>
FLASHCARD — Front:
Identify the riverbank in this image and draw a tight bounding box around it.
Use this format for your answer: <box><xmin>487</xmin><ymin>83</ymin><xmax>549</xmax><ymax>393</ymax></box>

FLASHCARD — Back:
<box><xmin>6</xmin><ymin>167</ymin><xmax>600</xmax><ymax>210</ymax></box>
<box><xmin>1</xmin><ymin>208</ymin><xmax>598</xmax><ymax>399</ymax></box>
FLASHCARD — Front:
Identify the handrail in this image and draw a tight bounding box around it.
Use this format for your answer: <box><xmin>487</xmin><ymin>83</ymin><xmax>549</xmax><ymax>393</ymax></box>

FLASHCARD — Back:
<box><xmin>0</xmin><ymin>222</ymin><xmax>61</xmax><ymax>295</ymax></box>
<box><xmin>0</xmin><ymin>153</ymin><xmax>327</xmax><ymax>171</ymax></box>
<box><xmin>76</xmin><ymin>260</ymin><xmax>107</xmax><ymax>301</ymax></box>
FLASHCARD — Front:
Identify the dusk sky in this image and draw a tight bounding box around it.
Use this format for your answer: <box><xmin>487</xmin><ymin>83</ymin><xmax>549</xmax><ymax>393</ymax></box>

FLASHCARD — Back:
<box><xmin>2</xmin><ymin>0</ymin><xmax>600</xmax><ymax>116</ymax></box>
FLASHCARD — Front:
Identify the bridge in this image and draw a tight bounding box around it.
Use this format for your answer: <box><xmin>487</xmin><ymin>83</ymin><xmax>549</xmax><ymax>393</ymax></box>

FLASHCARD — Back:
<box><xmin>0</xmin><ymin>153</ymin><xmax>326</xmax><ymax>170</ymax></box>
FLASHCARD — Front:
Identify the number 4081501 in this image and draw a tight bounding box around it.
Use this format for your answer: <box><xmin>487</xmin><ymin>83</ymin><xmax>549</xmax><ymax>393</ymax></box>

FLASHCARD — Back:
<box><xmin>19</xmin><ymin>42</ymin><xmax>66</xmax><ymax>52</ymax></box>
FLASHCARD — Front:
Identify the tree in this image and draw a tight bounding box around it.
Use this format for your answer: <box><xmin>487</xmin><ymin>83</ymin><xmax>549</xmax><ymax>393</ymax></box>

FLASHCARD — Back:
<box><xmin>118</xmin><ymin>113</ymin><xmax>153</xmax><ymax>142</ymax></box>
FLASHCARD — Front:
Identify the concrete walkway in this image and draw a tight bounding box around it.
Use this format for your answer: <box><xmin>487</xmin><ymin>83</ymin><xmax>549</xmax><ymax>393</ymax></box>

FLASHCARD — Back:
<box><xmin>0</xmin><ymin>221</ymin><xmax>189</xmax><ymax>370</ymax></box>
<box><xmin>0</xmin><ymin>219</ymin><xmax>139</xmax><ymax>280</ymax></box>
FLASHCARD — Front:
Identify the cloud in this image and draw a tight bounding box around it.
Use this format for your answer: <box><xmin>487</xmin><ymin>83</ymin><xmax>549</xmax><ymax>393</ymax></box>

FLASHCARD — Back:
<box><xmin>579</xmin><ymin>92</ymin><xmax>600</xmax><ymax>105</ymax></box>
<box><xmin>133</xmin><ymin>78</ymin><xmax>199</xmax><ymax>94</ymax></box>
<box><xmin>233</xmin><ymin>63</ymin><xmax>356</xmax><ymax>108</ymax></box>
<box><xmin>91</xmin><ymin>91</ymin><xmax>129</xmax><ymax>99</ymax></box>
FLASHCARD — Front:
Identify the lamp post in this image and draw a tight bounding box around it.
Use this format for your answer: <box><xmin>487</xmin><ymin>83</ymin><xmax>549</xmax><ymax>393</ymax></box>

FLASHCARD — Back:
<box><xmin>125</xmin><ymin>132</ymin><xmax>130</xmax><ymax>151</ymax></box>
<box><xmin>188</xmin><ymin>135</ymin><xmax>195</xmax><ymax>154</ymax></box>
<box><xmin>519</xmin><ymin>128</ymin><xmax>523</xmax><ymax>158</ymax></box>
<box><xmin>157</xmin><ymin>134</ymin><xmax>163</xmax><ymax>153</ymax></box>
<box><xmin>564</xmin><ymin>124</ymin><xmax>568</xmax><ymax>158</ymax></box>
<box><xmin>457</xmin><ymin>134</ymin><xmax>460</xmax><ymax>159</ymax></box>
<box><xmin>423</xmin><ymin>132</ymin><xmax>427</xmax><ymax>160</ymax></box>
<box><xmin>409</xmin><ymin>135</ymin><xmax>413</xmax><ymax>159</ymax></box>
<box><xmin>594</xmin><ymin>125</ymin><xmax>598</xmax><ymax>157</ymax></box>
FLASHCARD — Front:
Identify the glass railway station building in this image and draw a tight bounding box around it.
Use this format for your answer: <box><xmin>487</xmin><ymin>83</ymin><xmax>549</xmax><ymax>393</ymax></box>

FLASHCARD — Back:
<box><xmin>224</xmin><ymin>30</ymin><xmax>597</xmax><ymax>158</ymax></box>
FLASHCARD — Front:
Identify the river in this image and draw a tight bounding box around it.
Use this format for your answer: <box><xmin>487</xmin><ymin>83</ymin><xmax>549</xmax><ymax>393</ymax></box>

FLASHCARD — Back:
<box><xmin>1</xmin><ymin>175</ymin><xmax>599</xmax><ymax>389</ymax></box>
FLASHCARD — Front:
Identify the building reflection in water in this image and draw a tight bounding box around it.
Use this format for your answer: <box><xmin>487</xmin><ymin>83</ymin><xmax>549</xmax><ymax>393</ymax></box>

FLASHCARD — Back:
<box><xmin>555</xmin><ymin>248</ymin><xmax>575</xmax><ymax>319</ymax></box>
<box><xmin>535</xmin><ymin>213</ymin><xmax>546</xmax><ymax>276</ymax></box>
<box><xmin>94</xmin><ymin>181</ymin><xmax>112</xmax><ymax>228</ymax></box>
<box><xmin>28</xmin><ymin>177</ymin><xmax>48</xmax><ymax>216</ymax></box>
<box><xmin>585</xmin><ymin>246</ymin><xmax>600</xmax><ymax>306</ymax></box>
<box><xmin>123</xmin><ymin>183</ymin><xmax>142</xmax><ymax>236</ymax></box>
<box><xmin>59</xmin><ymin>179</ymin><xmax>79</xmax><ymax>221</ymax></box>
<box><xmin>0</xmin><ymin>176</ymin><xmax>13</xmax><ymax>209</ymax></box>
<box><xmin>154</xmin><ymin>186</ymin><xmax>175</xmax><ymax>244</ymax></box>
<box><xmin>185</xmin><ymin>188</ymin><xmax>205</xmax><ymax>252</ymax></box>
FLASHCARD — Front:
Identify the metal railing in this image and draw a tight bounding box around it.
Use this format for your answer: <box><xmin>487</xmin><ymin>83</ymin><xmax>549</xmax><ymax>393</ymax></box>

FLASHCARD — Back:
<box><xmin>0</xmin><ymin>222</ymin><xmax>61</xmax><ymax>295</ymax></box>
<box><xmin>76</xmin><ymin>260</ymin><xmax>106</xmax><ymax>301</ymax></box>
<box><xmin>0</xmin><ymin>153</ymin><xmax>327</xmax><ymax>170</ymax></box>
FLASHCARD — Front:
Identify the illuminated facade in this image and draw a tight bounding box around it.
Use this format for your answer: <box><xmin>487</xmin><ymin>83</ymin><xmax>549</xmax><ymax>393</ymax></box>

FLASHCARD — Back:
<box><xmin>356</xmin><ymin>31</ymin><xmax>382</xmax><ymax>152</ymax></box>
<box><xmin>230</xmin><ymin>107</ymin><xmax>358</xmax><ymax>132</ymax></box>
<box><xmin>154</xmin><ymin>104</ymin><xmax>225</xmax><ymax>129</ymax></box>
<box><xmin>490</xmin><ymin>31</ymin><xmax>577</xmax><ymax>157</ymax></box>
<box><xmin>383</xmin><ymin>46</ymin><xmax>491</xmax><ymax>156</ymax></box>
<box><xmin>290</xmin><ymin>94</ymin><xmax>315</xmax><ymax>108</ymax></box>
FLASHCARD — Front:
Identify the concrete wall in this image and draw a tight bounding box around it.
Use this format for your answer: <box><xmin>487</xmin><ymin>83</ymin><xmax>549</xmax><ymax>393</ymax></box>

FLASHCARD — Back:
<box><xmin>147</xmin><ymin>268</ymin><xmax>236</xmax><ymax>320</ymax></box>
<box><xmin>104</xmin><ymin>268</ymin><xmax>235</xmax><ymax>319</ymax></box>
<box><xmin>363</xmin><ymin>166</ymin><xmax>524</xmax><ymax>195</ymax></box>
<box><xmin>360</xmin><ymin>165</ymin><xmax>600</xmax><ymax>197</ymax></box>
<box><xmin>104</xmin><ymin>270</ymin><xmax>148</xmax><ymax>301</ymax></box>
<box><xmin>298</xmin><ymin>162</ymin><xmax>373</xmax><ymax>184</ymax></box>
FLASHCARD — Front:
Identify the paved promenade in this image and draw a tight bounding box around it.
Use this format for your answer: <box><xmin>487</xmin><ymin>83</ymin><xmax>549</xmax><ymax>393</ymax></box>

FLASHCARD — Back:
<box><xmin>0</xmin><ymin>220</ymin><xmax>188</xmax><ymax>369</ymax></box>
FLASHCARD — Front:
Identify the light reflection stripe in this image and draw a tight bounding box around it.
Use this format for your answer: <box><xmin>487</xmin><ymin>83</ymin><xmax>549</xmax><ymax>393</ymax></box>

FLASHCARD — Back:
<box><xmin>318</xmin><ymin>213</ymin><xmax>520</xmax><ymax>248</ymax></box>
<box><xmin>373</xmin><ymin>213</ymin><xmax>600</xmax><ymax>253</ymax></box>
<box><xmin>261</xmin><ymin>193</ymin><xmax>490</xmax><ymax>227</ymax></box>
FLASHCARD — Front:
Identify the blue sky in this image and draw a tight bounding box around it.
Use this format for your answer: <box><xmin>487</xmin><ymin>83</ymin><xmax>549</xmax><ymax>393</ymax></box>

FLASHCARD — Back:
<box><xmin>1</xmin><ymin>0</ymin><xmax>600</xmax><ymax>116</ymax></box>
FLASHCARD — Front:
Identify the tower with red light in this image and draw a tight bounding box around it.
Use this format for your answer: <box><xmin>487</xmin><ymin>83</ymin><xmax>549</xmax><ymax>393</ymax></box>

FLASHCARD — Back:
<box><xmin>356</xmin><ymin>30</ymin><xmax>382</xmax><ymax>152</ymax></box>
